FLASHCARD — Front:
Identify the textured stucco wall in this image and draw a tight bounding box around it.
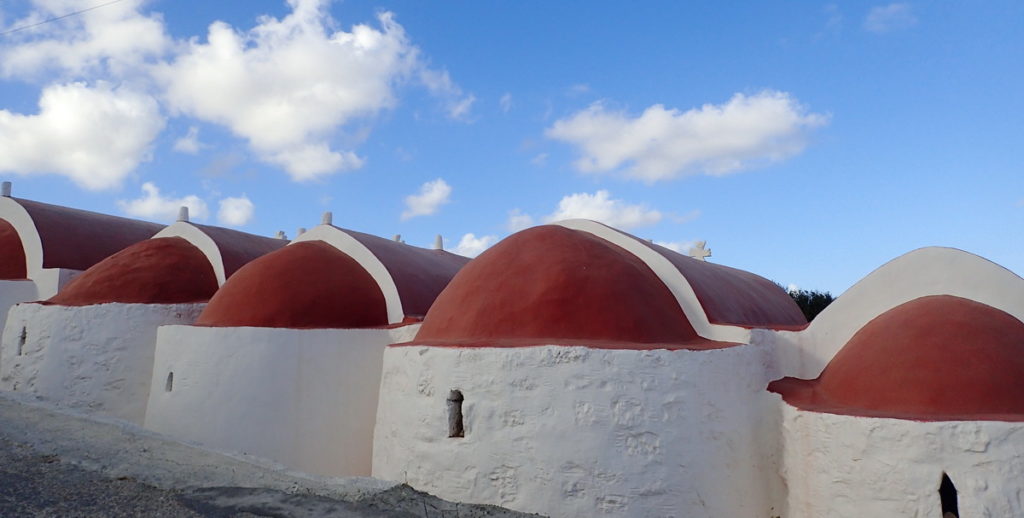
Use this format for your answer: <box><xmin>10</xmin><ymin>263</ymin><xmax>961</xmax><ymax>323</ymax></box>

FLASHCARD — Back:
<box><xmin>0</xmin><ymin>302</ymin><xmax>205</xmax><ymax>424</ymax></box>
<box><xmin>372</xmin><ymin>343</ymin><xmax>787</xmax><ymax>518</ymax></box>
<box><xmin>144</xmin><ymin>323</ymin><xmax>419</xmax><ymax>478</ymax></box>
<box><xmin>0</xmin><ymin>280</ymin><xmax>38</xmax><ymax>346</ymax></box>
<box><xmin>780</xmin><ymin>401</ymin><xmax>1024</xmax><ymax>517</ymax></box>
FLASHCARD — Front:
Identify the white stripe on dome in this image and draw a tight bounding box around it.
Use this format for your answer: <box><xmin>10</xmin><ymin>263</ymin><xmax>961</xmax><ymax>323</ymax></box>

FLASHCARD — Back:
<box><xmin>0</xmin><ymin>196</ymin><xmax>44</xmax><ymax>279</ymax></box>
<box><xmin>154</xmin><ymin>222</ymin><xmax>228</xmax><ymax>286</ymax></box>
<box><xmin>775</xmin><ymin>246</ymin><xmax>1024</xmax><ymax>380</ymax></box>
<box><xmin>552</xmin><ymin>219</ymin><xmax>751</xmax><ymax>344</ymax></box>
<box><xmin>291</xmin><ymin>225</ymin><xmax>404</xmax><ymax>324</ymax></box>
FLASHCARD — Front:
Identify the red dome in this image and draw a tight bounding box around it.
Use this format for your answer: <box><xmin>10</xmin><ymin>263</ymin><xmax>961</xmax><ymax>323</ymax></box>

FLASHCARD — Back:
<box><xmin>643</xmin><ymin>240</ymin><xmax>807</xmax><ymax>330</ymax></box>
<box><xmin>769</xmin><ymin>295</ymin><xmax>1024</xmax><ymax>421</ymax></box>
<box><xmin>196</xmin><ymin>240</ymin><xmax>388</xmax><ymax>329</ymax></box>
<box><xmin>413</xmin><ymin>225</ymin><xmax>718</xmax><ymax>349</ymax></box>
<box><xmin>48</xmin><ymin>237</ymin><xmax>217</xmax><ymax>306</ymax></box>
<box><xmin>0</xmin><ymin>219</ymin><xmax>26</xmax><ymax>279</ymax></box>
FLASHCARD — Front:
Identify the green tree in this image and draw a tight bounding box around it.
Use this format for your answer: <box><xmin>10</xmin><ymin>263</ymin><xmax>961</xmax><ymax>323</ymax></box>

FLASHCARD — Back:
<box><xmin>787</xmin><ymin>289</ymin><xmax>834</xmax><ymax>322</ymax></box>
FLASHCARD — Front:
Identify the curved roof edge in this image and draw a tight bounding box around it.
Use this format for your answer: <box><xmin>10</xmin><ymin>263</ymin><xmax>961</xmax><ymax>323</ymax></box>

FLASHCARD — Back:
<box><xmin>781</xmin><ymin>246</ymin><xmax>1024</xmax><ymax>380</ymax></box>
<box><xmin>292</xmin><ymin>225</ymin><xmax>469</xmax><ymax>324</ymax></box>
<box><xmin>155</xmin><ymin>222</ymin><xmax>287</xmax><ymax>285</ymax></box>
<box><xmin>0</xmin><ymin>197</ymin><xmax>163</xmax><ymax>278</ymax></box>
<box><xmin>770</xmin><ymin>295</ymin><xmax>1024</xmax><ymax>422</ymax></box>
<box><xmin>292</xmin><ymin>225</ymin><xmax>405</xmax><ymax>324</ymax></box>
<box><xmin>0</xmin><ymin>197</ymin><xmax>42</xmax><ymax>278</ymax></box>
<box><xmin>553</xmin><ymin>219</ymin><xmax>807</xmax><ymax>343</ymax></box>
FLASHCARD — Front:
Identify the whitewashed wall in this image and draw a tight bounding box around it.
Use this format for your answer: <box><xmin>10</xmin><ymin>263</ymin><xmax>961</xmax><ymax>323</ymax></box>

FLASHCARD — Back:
<box><xmin>0</xmin><ymin>302</ymin><xmax>205</xmax><ymax>424</ymax></box>
<box><xmin>145</xmin><ymin>324</ymin><xmax>419</xmax><ymax>477</ymax></box>
<box><xmin>0</xmin><ymin>280</ymin><xmax>38</xmax><ymax>348</ymax></box>
<box><xmin>372</xmin><ymin>343</ymin><xmax>787</xmax><ymax>518</ymax></box>
<box><xmin>779</xmin><ymin>400</ymin><xmax>1024</xmax><ymax>517</ymax></box>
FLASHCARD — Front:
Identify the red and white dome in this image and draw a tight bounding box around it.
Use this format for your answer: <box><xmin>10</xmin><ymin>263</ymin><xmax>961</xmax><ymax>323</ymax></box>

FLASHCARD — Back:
<box><xmin>195</xmin><ymin>240</ymin><xmax>389</xmax><ymax>329</ymax></box>
<box><xmin>414</xmin><ymin>225</ymin><xmax>712</xmax><ymax>349</ymax></box>
<box><xmin>770</xmin><ymin>295</ymin><xmax>1024</xmax><ymax>421</ymax></box>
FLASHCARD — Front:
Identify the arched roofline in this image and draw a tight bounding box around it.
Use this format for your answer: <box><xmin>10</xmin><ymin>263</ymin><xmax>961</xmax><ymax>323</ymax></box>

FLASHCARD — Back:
<box><xmin>552</xmin><ymin>219</ymin><xmax>750</xmax><ymax>343</ymax></box>
<box><xmin>154</xmin><ymin>222</ymin><xmax>227</xmax><ymax>286</ymax></box>
<box><xmin>291</xmin><ymin>225</ymin><xmax>404</xmax><ymax>324</ymax></box>
<box><xmin>785</xmin><ymin>246</ymin><xmax>1024</xmax><ymax>379</ymax></box>
<box><xmin>0</xmin><ymin>196</ymin><xmax>44</xmax><ymax>278</ymax></box>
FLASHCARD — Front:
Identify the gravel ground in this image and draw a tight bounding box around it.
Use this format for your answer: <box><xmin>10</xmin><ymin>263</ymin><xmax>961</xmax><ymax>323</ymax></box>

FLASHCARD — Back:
<box><xmin>0</xmin><ymin>392</ymin><xmax>537</xmax><ymax>518</ymax></box>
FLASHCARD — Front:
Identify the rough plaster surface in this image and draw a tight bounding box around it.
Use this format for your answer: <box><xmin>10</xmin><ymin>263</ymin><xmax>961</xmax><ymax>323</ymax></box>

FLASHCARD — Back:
<box><xmin>373</xmin><ymin>343</ymin><xmax>786</xmax><ymax>518</ymax></box>
<box><xmin>0</xmin><ymin>279</ymin><xmax>37</xmax><ymax>343</ymax></box>
<box><xmin>0</xmin><ymin>391</ymin><xmax>534</xmax><ymax>517</ymax></box>
<box><xmin>146</xmin><ymin>323</ymin><xmax>420</xmax><ymax>478</ymax></box>
<box><xmin>0</xmin><ymin>302</ymin><xmax>205</xmax><ymax>424</ymax></box>
<box><xmin>780</xmin><ymin>401</ymin><xmax>1024</xmax><ymax>517</ymax></box>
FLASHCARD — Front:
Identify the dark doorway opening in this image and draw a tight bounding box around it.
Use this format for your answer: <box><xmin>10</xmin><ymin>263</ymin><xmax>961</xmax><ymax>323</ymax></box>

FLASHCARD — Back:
<box><xmin>939</xmin><ymin>473</ymin><xmax>959</xmax><ymax>517</ymax></box>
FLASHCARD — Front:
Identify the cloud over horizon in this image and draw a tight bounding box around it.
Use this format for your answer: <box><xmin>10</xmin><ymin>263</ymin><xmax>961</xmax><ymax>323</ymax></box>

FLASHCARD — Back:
<box><xmin>218</xmin><ymin>195</ymin><xmax>255</xmax><ymax>226</ymax></box>
<box><xmin>546</xmin><ymin>90</ymin><xmax>828</xmax><ymax>183</ymax></box>
<box><xmin>0</xmin><ymin>82</ymin><xmax>164</xmax><ymax>190</ymax></box>
<box><xmin>118</xmin><ymin>182</ymin><xmax>209</xmax><ymax>222</ymax></box>
<box><xmin>402</xmin><ymin>178</ymin><xmax>452</xmax><ymax>220</ymax></box>
<box><xmin>451</xmin><ymin>233</ymin><xmax>497</xmax><ymax>257</ymax></box>
<box><xmin>545</xmin><ymin>190</ymin><xmax>663</xmax><ymax>229</ymax></box>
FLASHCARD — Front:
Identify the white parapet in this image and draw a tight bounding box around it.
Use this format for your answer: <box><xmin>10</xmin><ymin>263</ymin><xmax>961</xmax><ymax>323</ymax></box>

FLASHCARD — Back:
<box><xmin>144</xmin><ymin>323</ymin><xmax>419</xmax><ymax>477</ymax></box>
<box><xmin>0</xmin><ymin>302</ymin><xmax>205</xmax><ymax>424</ymax></box>
<box><xmin>779</xmin><ymin>401</ymin><xmax>1024</xmax><ymax>517</ymax></box>
<box><xmin>372</xmin><ymin>342</ymin><xmax>787</xmax><ymax>518</ymax></box>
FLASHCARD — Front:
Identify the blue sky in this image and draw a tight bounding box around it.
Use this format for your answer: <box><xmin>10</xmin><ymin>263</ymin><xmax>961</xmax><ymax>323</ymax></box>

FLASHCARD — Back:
<box><xmin>0</xmin><ymin>0</ymin><xmax>1021</xmax><ymax>294</ymax></box>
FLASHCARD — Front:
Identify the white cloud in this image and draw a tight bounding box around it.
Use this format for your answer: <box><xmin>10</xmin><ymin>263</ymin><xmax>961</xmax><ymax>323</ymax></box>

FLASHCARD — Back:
<box><xmin>447</xmin><ymin>94</ymin><xmax>476</xmax><ymax>121</ymax></box>
<box><xmin>155</xmin><ymin>3</ymin><xmax>470</xmax><ymax>180</ymax></box>
<box><xmin>401</xmin><ymin>178</ymin><xmax>451</xmax><ymax>220</ymax></box>
<box><xmin>0</xmin><ymin>82</ymin><xmax>164</xmax><ymax>190</ymax></box>
<box><xmin>671</xmin><ymin>209</ymin><xmax>702</xmax><ymax>224</ymax></box>
<box><xmin>654</xmin><ymin>240</ymin><xmax>697</xmax><ymax>254</ymax></box>
<box><xmin>787</xmin><ymin>283</ymin><xmax>799</xmax><ymax>293</ymax></box>
<box><xmin>419</xmin><ymin>68</ymin><xmax>476</xmax><ymax>121</ymax></box>
<box><xmin>530</xmin><ymin>153</ymin><xmax>548</xmax><ymax>166</ymax></box>
<box><xmin>499</xmin><ymin>92</ymin><xmax>512</xmax><ymax>113</ymax></box>
<box><xmin>452</xmin><ymin>233</ymin><xmax>496</xmax><ymax>258</ymax></box>
<box><xmin>545</xmin><ymin>190</ymin><xmax>662</xmax><ymax>229</ymax></box>
<box><xmin>118</xmin><ymin>182</ymin><xmax>209</xmax><ymax>221</ymax></box>
<box><xmin>173</xmin><ymin>125</ymin><xmax>205</xmax><ymax>154</ymax></box>
<box><xmin>0</xmin><ymin>0</ymin><xmax>171</xmax><ymax>79</ymax></box>
<box><xmin>506</xmin><ymin>208</ymin><xmax>534</xmax><ymax>232</ymax></box>
<box><xmin>156</xmin><ymin>7</ymin><xmax>416</xmax><ymax>180</ymax></box>
<box><xmin>0</xmin><ymin>1</ymin><xmax>472</xmax><ymax>187</ymax></box>
<box><xmin>546</xmin><ymin>90</ymin><xmax>828</xmax><ymax>182</ymax></box>
<box><xmin>864</xmin><ymin>3</ymin><xmax>917</xmax><ymax>33</ymax></box>
<box><xmin>217</xmin><ymin>195</ymin><xmax>255</xmax><ymax>226</ymax></box>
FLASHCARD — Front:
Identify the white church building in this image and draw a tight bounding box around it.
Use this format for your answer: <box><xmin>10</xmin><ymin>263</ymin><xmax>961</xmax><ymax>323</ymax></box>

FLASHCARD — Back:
<box><xmin>1</xmin><ymin>194</ymin><xmax>1021</xmax><ymax>518</ymax></box>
